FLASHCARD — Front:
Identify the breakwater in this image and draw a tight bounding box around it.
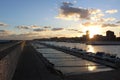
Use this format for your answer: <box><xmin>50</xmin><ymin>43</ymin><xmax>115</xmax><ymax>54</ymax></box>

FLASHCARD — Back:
<box><xmin>0</xmin><ymin>41</ymin><xmax>25</xmax><ymax>80</ymax></box>
<box><xmin>33</xmin><ymin>41</ymin><xmax>113</xmax><ymax>76</ymax></box>
<box><xmin>12</xmin><ymin>42</ymin><xmax>62</xmax><ymax>80</ymax></box>
<box><xmin>38</xmin><ymin>41</ymin><xmax>120</xmax><ymax>69</ymax></box>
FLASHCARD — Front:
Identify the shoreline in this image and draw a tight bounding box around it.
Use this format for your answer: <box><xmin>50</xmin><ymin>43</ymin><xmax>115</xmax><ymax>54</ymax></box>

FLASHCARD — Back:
<box><xmin>40</xmin><ymin>41</ymin><xmax>120</xmax><ymax>80</ymax></box>
<box><xmin>86</xmin><ymin>41</ymin><xmax>120</xmax><ymax>45</ymax></box>
<box><xmin>65</xmin><ymin>69</ymin><xmax>120</xmax><ymax>80</ymax></box>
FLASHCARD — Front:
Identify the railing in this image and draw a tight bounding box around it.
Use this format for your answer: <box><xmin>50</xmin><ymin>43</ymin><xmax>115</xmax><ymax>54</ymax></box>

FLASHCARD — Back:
<box><xmin>0</xmin><ymin>41</ymin><xmax>25</xmax><ymax>80</ymax></box>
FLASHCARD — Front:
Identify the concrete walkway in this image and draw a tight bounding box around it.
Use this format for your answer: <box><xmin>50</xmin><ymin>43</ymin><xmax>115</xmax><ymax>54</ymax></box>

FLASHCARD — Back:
<box><xmin>12</xmin><ymin>43</ymin><xmax>62</xmax><ymax>80</ymax></box>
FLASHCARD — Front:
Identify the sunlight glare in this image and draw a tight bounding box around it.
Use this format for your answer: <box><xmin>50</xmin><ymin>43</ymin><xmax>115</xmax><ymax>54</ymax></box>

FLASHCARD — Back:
<box><xmin>84</xmin><ymin>26</ymin><xmax>101</xmax><ymax>38</ymax></box>
<box><xmin>87</xmin><ymin>45</ymin><xmax>95</xmax><ymax>53</ymax></box>
<box><xmin>89</xmin><ymin>27</ymin><xmax>101</xmax><ymax>38</ymax></box>
<box><xmin>88</xmin><ymin>65</ymin><xmax>96</xmax><ymax>71</ymax></box>
<box><xmin>86</xmin><ymin>64</ymin><xmax>96</xmax><ymax>71</ymax></box>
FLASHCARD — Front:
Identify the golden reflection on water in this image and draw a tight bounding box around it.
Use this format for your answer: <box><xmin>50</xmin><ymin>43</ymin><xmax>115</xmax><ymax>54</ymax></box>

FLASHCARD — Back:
<box><xmin>88</xmin><ymin>65</ymin><xmax>96</xmax><ymax>71</ymax></box>
<box><xmin>87</xmin><ymin>45</ymin><xmax>95</xmax><ymax>53</ymax></box>
<box><xmin>86</xmin><ymin>64</ymin><xmax>97</xmax><ymax>71</ymax></box>
<box><xmin>86</xmin><ymin>46</ymin><xmax>97</xmax><ymax>71</ymax></box>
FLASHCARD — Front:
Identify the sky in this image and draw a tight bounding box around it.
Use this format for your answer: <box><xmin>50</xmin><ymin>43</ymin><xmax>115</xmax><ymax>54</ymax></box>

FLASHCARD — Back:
<box><xmin>0</xmin><ymin>0</ymin><xmax>120</xmax><ymax>40</ymax></box>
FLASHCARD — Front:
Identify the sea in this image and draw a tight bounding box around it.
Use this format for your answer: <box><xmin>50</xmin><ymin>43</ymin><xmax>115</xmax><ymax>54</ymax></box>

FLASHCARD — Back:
<box><xmin>33</xmin><ymin>41</ymin><xmax>120</xmax><ymax>75</ymax></box>
<box><xmin>44</xmin><ymin>41</ymin><xmax>120</xmax><ymax>57</ymax></box>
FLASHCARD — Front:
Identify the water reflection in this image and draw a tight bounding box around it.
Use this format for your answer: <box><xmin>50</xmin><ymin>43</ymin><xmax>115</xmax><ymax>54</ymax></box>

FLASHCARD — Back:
<box><xmin>33</xmin><ymin>43</ymin><xmax>113</xmax><ymax>75</ymax></box>
<box><xmin>87</xmin><ymin>65</ymin><xmax>96</xmax><ymax>71</ymax></box>
<box><xmin>87</xmin><ymin>45</ymin><xmax>95</xmax><ymax>53</ymax></box>
<box><xmin>45</xmin><ymin>41</ymin><xmax>120</xmax><ymax>57</ymax></box>
<box><xmin>85</xmin><ymin>63</ymin><xmax>97</xmax><ymax>71</ymax></box>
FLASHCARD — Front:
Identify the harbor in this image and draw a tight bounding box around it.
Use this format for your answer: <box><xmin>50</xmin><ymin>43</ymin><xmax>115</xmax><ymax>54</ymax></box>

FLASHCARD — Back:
<box><xmin>1</xmin><ymin>0</ymin><xmax>120</xmax><ymax>80</ymax></box>
<box><xmin>38</xmin><ymin>41</ymin><xmax>120</xmax><ymax>68</ymax></box>
<box><xmin>32</xmin><ymin>41</ymin><xmax>114</xmax><ymax>75</ymax></box>
<box><xmin>0</xmin><ymin>41</ymin><xmax>120</xmax><ymax>80</ymax></box>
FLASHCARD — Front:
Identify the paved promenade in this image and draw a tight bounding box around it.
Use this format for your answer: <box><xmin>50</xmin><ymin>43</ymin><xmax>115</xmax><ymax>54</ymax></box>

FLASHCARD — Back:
<box><xmin>12</xmin><ymin>43</ymin><xmax>62</xmax><ymax>80</ymax></box>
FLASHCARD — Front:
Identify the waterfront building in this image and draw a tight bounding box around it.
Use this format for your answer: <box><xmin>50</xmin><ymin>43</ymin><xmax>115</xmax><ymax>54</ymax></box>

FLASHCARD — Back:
<box><xmin>86</xmin><ymin>30</ymin><xmax>90</xmax><ymax>41</ymax></box>
<box><xmin>106</xmin><ymin>30</ymin><xmax>116</xmax><ymax>41</ymax></box>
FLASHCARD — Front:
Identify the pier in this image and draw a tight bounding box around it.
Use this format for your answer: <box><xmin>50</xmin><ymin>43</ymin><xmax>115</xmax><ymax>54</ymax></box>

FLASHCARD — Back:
<box><xmin>12</xmin><ymin>42</ymin><xmax>62</xmax><ymax>80</ymax></box>
<box><xmin>0</xmin><ymin>41</ymin><xmax>24</xmax><ymax>80</ymax></box>
<box><xmin>0</xmin><ymin>41</ymin><xmax>120</xmax><ymax>80</ymax></box>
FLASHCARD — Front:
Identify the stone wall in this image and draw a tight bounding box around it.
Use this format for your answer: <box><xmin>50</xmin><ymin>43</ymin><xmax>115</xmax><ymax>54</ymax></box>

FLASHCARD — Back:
<box><xmin>0</xmin><ymin>42</ymin><xmax>24</xmax><ymax>80</ymax></box>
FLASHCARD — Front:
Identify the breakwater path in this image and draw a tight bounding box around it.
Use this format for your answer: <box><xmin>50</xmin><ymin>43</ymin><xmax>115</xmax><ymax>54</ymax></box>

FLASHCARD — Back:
<box><xmin>12</xmin><ymin>42</ymin><xmax>62</xmax><ymax>80</ymax></box>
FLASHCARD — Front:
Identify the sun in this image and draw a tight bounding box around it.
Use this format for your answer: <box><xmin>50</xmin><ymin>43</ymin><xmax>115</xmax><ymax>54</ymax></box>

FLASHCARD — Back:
<box><xmin>84</xmin><ymin>26</ymin><xmax>101</xmax><ymax>38</ymax></box>
<box><xmin>89</xmin><ymin>28</ymin><xmax>99</xmax><ymax>38</ymax></box>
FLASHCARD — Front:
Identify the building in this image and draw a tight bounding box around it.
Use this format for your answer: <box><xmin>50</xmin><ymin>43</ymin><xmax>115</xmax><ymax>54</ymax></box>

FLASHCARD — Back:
<box><xmin>86</xmin><ymin>30</ymin><xmax>90</xmax><ymax>41</ymax></box>
<box><xmin>106</xmin><ymin>30</ymin><xmax>116</xmax><ymax>41</ymax></box>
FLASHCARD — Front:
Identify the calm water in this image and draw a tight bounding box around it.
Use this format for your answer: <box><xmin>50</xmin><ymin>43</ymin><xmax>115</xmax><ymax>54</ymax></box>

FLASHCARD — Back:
<box><xmin>44</xmin><ymin>41</ymin><xmax>120</xmax><ymax>57</ymax></box>
<box><xmin>32</xmin><ymin>42</ymin><xmax>113</xmax><ymax>75</ymax></box>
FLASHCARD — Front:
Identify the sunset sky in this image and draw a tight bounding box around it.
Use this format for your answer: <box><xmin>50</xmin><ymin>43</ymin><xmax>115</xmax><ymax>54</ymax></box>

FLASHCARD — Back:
<box><xmin>0</xmin><ymin>0</ymin><xmax>120</xmax><ymax>40</ymax></box>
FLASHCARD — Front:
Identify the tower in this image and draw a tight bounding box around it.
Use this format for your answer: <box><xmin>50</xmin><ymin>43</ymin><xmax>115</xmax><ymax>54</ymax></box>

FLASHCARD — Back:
<box><xmin>86</xmin><ymin>30</ymin><xmax>90</xmax><ymax>41</ymax></box>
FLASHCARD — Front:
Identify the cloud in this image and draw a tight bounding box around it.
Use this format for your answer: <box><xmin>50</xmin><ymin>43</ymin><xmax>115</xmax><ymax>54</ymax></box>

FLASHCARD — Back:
<box><xmin>44</xmin><ymin>26</ymin><xmax>51</xmax><ymax>28</ymax></box>
<box><xmin>67</xmin><ymin>29</ymin><xmax>83</xmax><ymax>33</ymax></box>
<box><xmin>116</xmin><ymin>21</ymin><xmax>120</xmax><ymax>23</ymax></box>
<box><xmin>105</xmin><ymin>9</ymin><xmax>118</xmax><ymax>14</ymax></box>
<box><xmin>51</xmin><ymin>28</ymin><xmax>64</xmax><ymax>31</ymax></box>
<box><xmin>90</xmin><ymin>9</ymin><xmax>101</xmax><ymax>14</ymax></box>
<box><xmin>82</xmin><ymin>17</ymin><xmax>116</xmax><ymax>27</ymax></box>
<box><xmin>33</xmin><ymin>28</ymin><xmax>47</xmax><ymax>32</ymax></box>
<box><xmin>0</xmin><ymin>30</ymin><xmax>13</xmax><ymax>39</ymax></box>
<box><xmin>56</xmin><ymin>1</ymin><xmax>119</xmax><ymax>30</ymax></box>
<box><xmin>17</xmin><ymin>25</ymin><xmax>41</xmax><ymax>30</ymax></box>
<box><xmin>102</xmin><ymin>23</ymin><xmax>118</xmax><ymax>27</ymax></box>
<box><xmin>82</xmin><ymin>22</ymin><xmax>100</xmax><ymax>26</ymax></box>
<box><xmin>6</xmin><ymin>32</ymin><xmax>39</xmax><ymax>40</ymax></box>
<box><xmin>17</xmin><ymin>26</ymin><xmax>30</xmax><ymax>29</ymax></box>
<box><xmin>0</xmin><ymin>30</ymin><xmax>13</xmax><ymax>34</ymax></box>
<box><xmin>56</xmin><ymin>2</ymin><xmax>103</xmax><ymax>21</ymax></box>
<box><xmin>18</xmin><ymin>25</ymin><xmax>64</xmax><ymax>32</ymax></box>
<box><xmin>0</xmin><ymin>22</ymin><xmax>8</xmax><ymax>27</ymax></box>
<box><xmin>90</xmin><ymin>13</ymin><xmax>104</xmax><ymax>21</ymax></box>
<box><xmin>56</xmin><ymin>2</ymin><xmax>90</xmax><ymax>20</ymax></box>
<box><xmin>0</xmin><ymin>30</ymin><xmax>6</xmax><ymax>32</ymax></box>
<box><xmin>94</xmin><ymin>17</ymin><xmax>116</xmax><ymax>24</ymax></box>
<box><xmin>17</xmin><ymin>32</ymin><xmax>38</xmax><ymax>38</ymax></box>
<box><xmin>104</xmin><ymin>18</ymin><xmax>116</xmax><ymax>22</ymax></box>
<box><xmin>31</xmin><ymin>25</ymin><xmax>40</xmax><ymax>28</ymax></box>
